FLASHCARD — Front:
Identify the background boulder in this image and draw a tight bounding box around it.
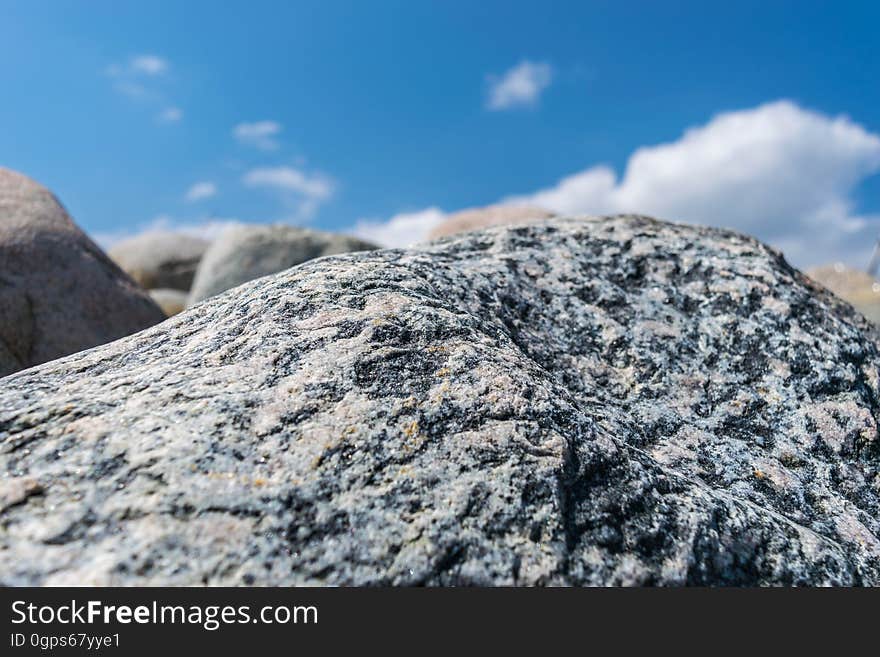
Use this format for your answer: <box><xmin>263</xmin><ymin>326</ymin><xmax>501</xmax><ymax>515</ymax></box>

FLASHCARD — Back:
<box><xmin>428</xmin><ymin>204</ymin><xmax>554</xmax><ymax>239</ymax></box>
<box><xmin>0</xmin><ymin>168</ymin><xmax>165</xmax><ymax>377</ymax></box>
<box><xmin>807</xmin><ymin>263</ymin><xmax>880</xmax><ymax>325</ymax></box>
<box><xmin>109</xmin><ymin>231</ymin><xmax>209</xmax><ymax>292</ymax></box>
<box><xmin>188</xmin><ymin>224</ymin><xmax>378</xmax><ymax>304</ymax></box>
<box><xmin>148</xmin><ymin>288</ymin><xmax>188</xmax><ymax>317</ymax></box>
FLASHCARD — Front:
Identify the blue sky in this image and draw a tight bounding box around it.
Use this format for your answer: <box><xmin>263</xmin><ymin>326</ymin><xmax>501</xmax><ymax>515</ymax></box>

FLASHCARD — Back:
<box><xmin>1</xmin><ymin>1</ymin><xmax>879</xmax><ymax>267</ymax></box>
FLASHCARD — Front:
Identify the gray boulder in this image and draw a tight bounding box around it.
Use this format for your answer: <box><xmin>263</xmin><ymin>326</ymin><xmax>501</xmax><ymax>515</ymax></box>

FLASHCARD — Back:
<box><xmin>807</xmin><ymin>264</ymin><xmax>880</xmax><ymax>325</ymax></box>
<box><xmin>188</xmin><ymin>224</ymin><xmax>378</xmax><ymax>304</ymax></box>
<box><xmin>109</xmin><ymin>231</ymin><xmax>209</xmax><ymax>292</ymax></box>
<box><xmin>148</xmin><ymin>288</ymin><xmax>188</xmax><ymax>317</ymax></box>
<box><xmin>0</xmin><ymin>168</ymin><xmax>165</xmax><ymax>378</ymax></box>
<box><xmin>1</xmin><ymin>215</ymin><xmax>879</xmax><ymax>585</ymax></box>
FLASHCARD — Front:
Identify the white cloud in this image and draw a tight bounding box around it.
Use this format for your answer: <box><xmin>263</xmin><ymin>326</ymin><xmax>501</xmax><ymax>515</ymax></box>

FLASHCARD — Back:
<box><xmin>506</xmin><ymin>167</ymin><xmax>617</xmax><ymax>215</ymax></box>
<box><xmin>504</xmin><ymin>100</ymin><xmax>880</xmax><ymax>267</ymax></box>
<box><xmin>112</xmin><ymin>80</ymin><xmax>151</xmax><ymax>100</ymax></box>
<box><xmin>185</xmin><ymin>181</ymin><xmax>217</xmax><ymax>202</ymax></box>
<box><xmin>233</xmin><ymin>121</ymin><xmax>282</xmax><ymax>151</ymax></box>
<box><xmin>242</xmin><ymin>166</ymin><xmax>335</xmax><ymax>220</ymax></box>
<box><xmin>486</xmin><ymin>61</ymin><xmax>553</xmax><ymax>111</ymax></box>
<box><xmin>106</xmin><ymin>55</ymin><xmax>168</xmax><ymax>80</ymax></box>
<box><xmin>158</xmin><ymin>107</ymin><xmax>183</xmax><ymax>123</ymax></box>
<box><xmin>242</xmin><ymin>166</ymin><xmax>333</xmax><ymax>199</ymax></box>
<box><xmin>107</xmin><ymin>54</ymin><xmax>180</xmax><ymax>120</ymax></box>
<box><xmin>130</xmin><ymin>55</ymin><xmax>168</xmax><ymax>76</ymax></box>
<box><xmin>91</xmin><ymin>215</ymin><xmax>243</xmax><ymax>249</ymax></box>
<box><xmin>352</xmin><ymin>208</ymin><xmax>447</xmax><ymax>247</ymax></box>
<box><xmin>146</xmin><ymin>215</ymin><xmax>242</xmax><ymax>240</ymax></box>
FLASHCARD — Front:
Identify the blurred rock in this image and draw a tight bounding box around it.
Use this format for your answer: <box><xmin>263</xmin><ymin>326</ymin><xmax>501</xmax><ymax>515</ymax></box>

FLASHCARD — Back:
<box><xmin>2</xmin><ymin>215</ymin><xmax>879</xmax><ymax>585</ymax></box>
<box><xmin>427</xmin><ymin>204</ymin><xmax>554</xmax><ymax>239</ymax></box>
<box><xmin>149</xmin><ymin>288</ymin><xmax>188</xmax><ymax>317</ymax></box>
<box><xmin>807</xmin><ymin>263</ymin><xmax>880</xmax><ymax>324</ymax></box>
<box><xmin>0</xmin><ymin>168</ymin><xmax>165</xmax><ymax>378</ymax></box>
<box><xmin>188</xmin><ymin>223</ymin><xmax>378</xmax><ymax>304</ymax></box>
<box><xmin>109</xmin><ymin>231</ymin><xmax>209</xmax><ymax>292</ymax></box>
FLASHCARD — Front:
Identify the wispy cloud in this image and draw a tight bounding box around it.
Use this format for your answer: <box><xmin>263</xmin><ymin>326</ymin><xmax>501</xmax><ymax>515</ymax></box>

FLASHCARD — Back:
<box><xmin>242</xmin><ymin>165</ymin><xmax>335</xmax><ymax>220</ymax></box>
<box><xmin>130</xmin><ymin>54</ymin><xmax>168</xmax><ymax>76</ymax></box>
<box><xmin>106</xmin><ymin>53</ymin><xmax>182</xmax><ymax>124</ymax></box>
<box><xmin>233</xmin><ymin>121</ymin><xmax>282</xmax><ymax>151</ymax></box>
<box><xmin>486</xmin><ymin>60</ymin><xmax>553</xmax><ymax>111</ymax></box>
<box><xmin>158</xmin><ymin>107</ymin><xmax>183</xmax><ymax>123</ymax></box>
<box><xmin>185</xmin><ymin>181</ymin><xmax>217</xmax><ymax>202</ymax></box>
<box><xmin>242</xmin><ymin>166</ymin><xmax>332</xmax><ymax>198</ymax></box>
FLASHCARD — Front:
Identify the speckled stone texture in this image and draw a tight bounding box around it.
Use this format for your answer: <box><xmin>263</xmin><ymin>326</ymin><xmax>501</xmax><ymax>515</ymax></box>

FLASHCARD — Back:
<box><xmin>1</xmin><ymin>215</ymin><xmax>879</xmax><ymax>586</ymax></box>
<box><xmin>0</xmin><ymin>168</ymin><xmax>166</xmax><ymax>378</ymax></box>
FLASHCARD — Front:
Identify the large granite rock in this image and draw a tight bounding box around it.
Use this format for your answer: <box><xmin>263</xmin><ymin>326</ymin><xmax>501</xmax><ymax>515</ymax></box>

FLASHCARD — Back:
<box><xmin>807</xmin><ymin>264</ymin><xmax>880</xmax><ymax>325</ymax></box>
<box><xmin>109</xmin><ymin>231</ymin><xmax>210</xmax><ymax>292</ymax></box>
<box><xmin>188</xmin><ymin>224</ymin><xmax>378</xmax><ymax>304</ymax></box>
<box><xmin>1</xmin><ymin>215</ymin><xmax>879</xmax><ymax>586</ymax></box>
<box><xmin>428</xmin><ymin>204</ymin><xmax>554</xmax><ymax>240</ymax></box>
<box><xmin>0</xmin><ymin>168</ymin><xmax>165</xmax><ymax>378</ymax></box>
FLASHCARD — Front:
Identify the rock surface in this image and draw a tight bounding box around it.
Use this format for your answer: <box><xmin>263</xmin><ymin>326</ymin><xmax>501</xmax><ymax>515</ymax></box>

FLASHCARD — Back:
<box><xmin>427</xmin><ymin>204</ymin><xmax>554</xmax><ymax>240</ymax></box>
<box><xmin>1</xmin><ymin>215</ymin><xmax>879</xmax><ymax>586</ymax></box>
<box><xmin>188</xmin><ymin>224</ymin><xmax>378</xmax><ymax>305</ymax></box>
<box><xmin>148</xmin><ymin>288</ymin><xmax>188</xmax><ymax>317</ymax></box>
<box><xmin>109</xmin><ymin>231</ymin><xmax>210</xmax><ymax>292</ymax></box>
<box><xmin>807</xmin><ymin>264</ymin><xmax>880</xmax><ymax>325</ymax></box>
<box><xmin>0</xmin><ymin>168</ymin><xmax>166</xmax><ymax>378</ymax></box>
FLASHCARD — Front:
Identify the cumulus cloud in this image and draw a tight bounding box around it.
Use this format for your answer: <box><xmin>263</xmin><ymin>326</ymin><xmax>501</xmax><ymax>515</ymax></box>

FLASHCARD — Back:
<box><xmin>506</xmin><ymin>167</ymin><xmax>618</xmax><ymax>216</ymax></box>
<box><xmin>352</xmin><ymin>101</ymin><xmax>880</xmax><ymax>266</ymax></box>
<box><xmin>486</xmin><ymin>60</ymin><xmax>553</xmax><ymax>111</ymax></box>
<box><xmin>504</xmin><ymin>100</ymin><xmax>880</xmax><ymax>266</ymax></box>
<box><xmin>351</xmin><ymin>208</ymin><xmax>447</xmax><ymax>247</ymax></box>
<box><xmin>185</xmin><ymin>181</ymin><xmax>217</xmax><ymax>202</ymax></box>
<box><xmin>242</xmin><ymin>166</ymin><xmax>335</xmax><ymax>220</ymax></box>
<box><xmin>233</xmin><ymin>121</ymin><xmax>282</xmax><ymax>150</ymax></box>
